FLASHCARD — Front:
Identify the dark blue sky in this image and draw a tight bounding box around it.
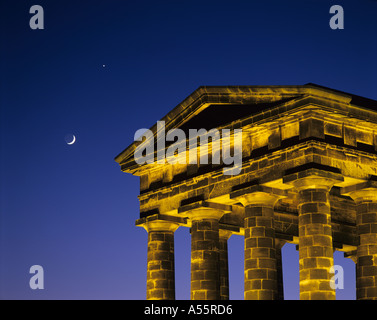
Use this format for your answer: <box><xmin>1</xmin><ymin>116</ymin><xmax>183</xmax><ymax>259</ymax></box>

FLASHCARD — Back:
<box><xmin>1</xmin><ymin>0</ymin><xmax>376</xmax><ymax>300</ymax></box>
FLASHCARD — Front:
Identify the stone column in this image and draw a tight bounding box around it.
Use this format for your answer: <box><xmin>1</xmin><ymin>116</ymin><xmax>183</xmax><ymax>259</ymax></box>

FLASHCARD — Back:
<box><xmin>190</xmin><ymin>209</ymin><xmax>225</xmax><ymax>300</ymax></box>
<box><xmin>243</xmin><ymin>193</ymin><xmax>282</xmax><ymax>300</ymax></box>
<box><xmin>343</xmin><ymin>180</ymin><xmax>377</xmax><ymax>300</ymax></box>
<box><xmin>284</xmin><ymin>168</ymin><xmax>343</xmax><ymax>300</ymax></box>
<box><xmin>219</xmin><ymin>230</ymin><xmax>232</xmax><ymax>300</ymax></box>
<box><xmin>144</xmin><ymin>220</ymin><xmax>179</xmax><ymax>300</ymax></box>
<box><xmin>231</xmin><ymin>185</ymin><xmax>286</xmax><ymax>300</ymax></box>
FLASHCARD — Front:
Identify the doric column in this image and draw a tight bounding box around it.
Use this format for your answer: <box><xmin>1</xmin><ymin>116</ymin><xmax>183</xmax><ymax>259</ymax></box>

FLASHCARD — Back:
<box><xmin>284</xmin><ymin>168</ymin><xmax>343</xmax><ymax>300</ymax></box>
<box><xmin>231</xmin><ymin>185</ymin><xmax>286</xmax><ymax>300</ymax></box>
<box><xmin>179</xmin><ymin>201</ymin><xmax>231</xmax><ymax>300</ymax></box>
<box><xmin>190</xmin><ymin>210</ymin><xmax>223</xmax><ymax>300</ymax></box>
<box><xmin>219</xmin><ymin>230</ymin><xmax>232</xmax><ymax>300</ymax></box>
<box><xmin>342</xmin><ymin>178</ymin><xmax>377</xmax><ymax>300</ymax></box>
<box><xmin>140</xmin><ymin>218</ymin><xmax>179</xmax><ymax>300</ymax></box>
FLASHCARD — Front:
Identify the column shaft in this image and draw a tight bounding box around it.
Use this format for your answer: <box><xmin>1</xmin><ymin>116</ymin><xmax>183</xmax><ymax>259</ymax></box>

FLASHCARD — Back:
<box><xmin>191</xmin><ymin>218</ymin><xmax>221</xmax><ymax>300</ymax></box>
<box><xmin>147</xmin><ymin>229</ymin><xmax>176</xmax><ymax>300</ymax></box>
<box><xmin>297</xmin><ymin>188</ymin><xmax>335</xmax><ymax>300</ymax></box>
<box><xmin>355</xmin><ymin>199</ymin><xmax>377</xmax><ymax>300</ymax></box>
<box><xmin>244</xmin><ymin>204</ymin><xmax>277</xmax><ymax>300</ymax></box>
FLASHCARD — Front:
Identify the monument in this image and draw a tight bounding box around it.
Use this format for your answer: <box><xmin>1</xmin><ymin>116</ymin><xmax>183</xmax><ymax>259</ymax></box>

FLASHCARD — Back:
<box><xmin>115</xmin><ymin>84</ymin><xmax>377</xmax><ymax>300</ymax></box>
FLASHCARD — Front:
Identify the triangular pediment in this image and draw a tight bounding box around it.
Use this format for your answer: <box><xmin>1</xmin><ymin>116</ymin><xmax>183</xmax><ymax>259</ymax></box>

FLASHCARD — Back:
<box><xmin>114</xmin><ymin>84</ymin><xmax>377</xmax><ymax>170</ymax></box>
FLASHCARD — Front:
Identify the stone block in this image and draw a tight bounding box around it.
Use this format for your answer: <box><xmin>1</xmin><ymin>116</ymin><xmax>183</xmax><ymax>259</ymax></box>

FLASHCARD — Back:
<box><xmin>267</xmin><ymin>269</ymin><xmax>277</xmax><ymax>280</ymax></box>
<box><xmin>357</xmin><ymin>276</ymin><xmax>374</xmax><ymax>288</ymax></box>
<box><xmin>191</xmin><ymin>291</ymin><xmax>206</xmax><ymax>300</ymax></box>
<box><xmin>299</xmin><ymin>118</ymin><xmax>325</xmax><ymax>140</ymax></box>
<box><xmin>325</xmin><ymin>122</ymin><xmax>342</xmax><ymax>137</ymax></box>
<box><xmin>251</xmin><ymin>248</ymin><xmax>270</xmax><ymax>258</ymax></box>
<box><xmin>247</xmin><ymin>269</ymin><xmax>268</xmax><ymax>280</ymax></box>
<box><xmin>245</xmin><ymin>291</ymin><xmax>259</xmax><ymax>300</ymax></box>
<box><xmin>257</xmin><ymin>237</ymin><xmax>274</xmax><ymax>248</ymax></box>
<box><xmin>344</xmin><ymin>126</ymin><xmax>357</xmax><ymax>147</ymax></box>
<box><xmin>255</xmin><ymin>217</ymin><xmax>274</xmax><ymax>228</ymax></box>
<box><xmin>148</xmin><ymin>289</ymin><xmax>164</xmax><ymax>300</ymax></box>
<box><xmin>268</xmin><ymin>129</ymin><xmax>281</xmax><ymax>150</ymax></box>
<box><xmin>298</xmin><ymin>213</ymin><xmax>312</xmax><ymax>225</ymax></box>
<box><xmin>258</xmin><ymin>258</ymin><xmax>276</xmax><ymax>269</ymax></box>
<box><xmin>366</xmin><ymin>287</ymin><xmax>377</xmax><ymax>298</ymax></box>
<box><xmin>300</xmin><ymin>236</ymin><xmax>313</xmax><ymax>247</ymax></box>
<box><xmin>362</xmin><ymin>213</ymin><xmax>377</xmax><ymax>224</ymax></box>
<box><xmin>201</xmin><ymin>280</ymin><xmax>218</xmax><ymax>291</ymax></box>
<box><xmin>246</xmin><ymin>280</ymin><xmax>262</xmax><ymax>290</ymax></box>
<box><xmin>251</xmin><ymin>227</ymin><xmax>266</xmax><ymax>237</ymax></box>
<box><xmin>258</xmin><ymin>290</ymin><xmax>274</xmax><ymax>300</ymax></box>
<box><xmin>310</xmin><ymin>291</ymin><xmax>334</xmax><ymax>300</ymax></box>
<box><xmin>245</xmin><ymin>237</ymin><xmax>257</xmax><ymax>248</ymax></box>
<box><xmin>245</xmin><ymin>258</ymin><xmax>258</xmax><ymax>270</ymax></box>
<box><xmin>361</xmin><ymin>266</ymin><xmax>377</xmax><ymax>277</ymax></box>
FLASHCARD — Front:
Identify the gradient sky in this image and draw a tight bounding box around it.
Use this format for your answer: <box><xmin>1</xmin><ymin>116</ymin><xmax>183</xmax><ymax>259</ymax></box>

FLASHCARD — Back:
<box><xmin>1</xmin><ymin>0</ymin><xmax>376</xmax><ymax>300</ymax></box>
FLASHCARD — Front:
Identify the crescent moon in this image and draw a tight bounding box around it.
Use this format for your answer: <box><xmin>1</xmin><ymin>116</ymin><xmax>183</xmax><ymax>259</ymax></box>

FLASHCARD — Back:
<box><xmin>67</xmin><ymin>135</ymin><xmax>76</xmax><ymax>145</ymax></box>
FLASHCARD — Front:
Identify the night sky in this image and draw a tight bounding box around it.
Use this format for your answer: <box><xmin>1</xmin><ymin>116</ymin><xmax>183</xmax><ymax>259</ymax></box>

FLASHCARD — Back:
<box><xmin>1</xmin><ymin>0</ymin><xmax>376</xmax><ymax>300</ymax></box>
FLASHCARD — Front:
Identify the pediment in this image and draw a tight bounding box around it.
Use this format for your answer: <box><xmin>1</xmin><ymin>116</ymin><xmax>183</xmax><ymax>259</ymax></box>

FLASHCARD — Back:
<box><xmin>115</xmin><ymin>84</ymin><xmax>377</xmax><ymax>170</ymax></box>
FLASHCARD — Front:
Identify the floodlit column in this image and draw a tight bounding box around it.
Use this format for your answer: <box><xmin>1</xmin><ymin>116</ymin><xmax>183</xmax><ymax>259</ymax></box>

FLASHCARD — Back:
<box><xmin>190</xmin><ymin>209</ymin><xmax>225</xmax><ymax>300</ymax></box>
<box><xmin>231</xmin><ymin>186</ymin><xmax>286</xmax><ymax>300</ymax></box>
<box><xmin>241</xmin><ymin>192</ymin><xmax>283</xmax><ymax>300</ymax></box>
<box><xmin>219</xmin><ymin>230</ymin><xmax>232</xmax><ymax>300</ymax></box>
<box><xmin>144</xmin><ymin>220</ymin><xmax>179</xmax><ymax>300</ymax></box>
<box><xmin>285</xmin><ymin>169</ymin><xmax>343</xmax><ymax>300</ymax></box>
<box><xmin>297</xmin><ymin>186</ymin><xmax>334</xmax><ymax>300</ymax></box>
<box><xmin>346</xmin><ymin>184</ymin><xmax>377</xmax><ymax>300</ymax></box>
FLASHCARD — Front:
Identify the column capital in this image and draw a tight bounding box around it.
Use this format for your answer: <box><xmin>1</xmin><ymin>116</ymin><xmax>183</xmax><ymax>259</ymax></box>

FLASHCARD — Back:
<box><xmin>136</xmin><ymin>213</ymin><xmax>183</xmax><ymax>232</ymax></box>
<box><xmin>230</xmin><ymin>184</ymin><xmax>287</xmax><ymax>207</ymax></box>
<box><xmin>341</xmin><ymin>178</ymin><xmax>377</xmax><ymax>203</ymax></box>
<box><xmin>178</xmin><ymin>201</ymin><xmax>232</xmax><ymax>221</ymax></box>
<box><xmin>283</xmin><ymin>167</ymin><xmax>343</xmax><ymax>191</ymax></box>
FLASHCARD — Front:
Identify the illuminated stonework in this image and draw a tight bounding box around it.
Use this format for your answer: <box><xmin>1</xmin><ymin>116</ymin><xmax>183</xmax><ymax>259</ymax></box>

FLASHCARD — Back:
<box><xmin>115</xmin><ymin>84</ymin><xmax>377</xmax><ymax>300</ymax></box>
